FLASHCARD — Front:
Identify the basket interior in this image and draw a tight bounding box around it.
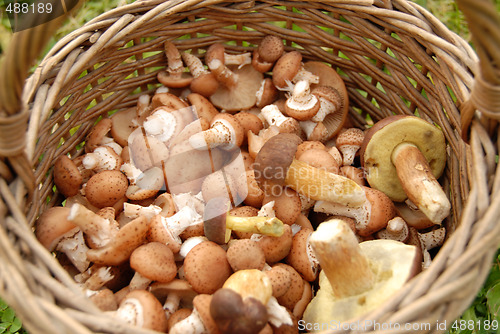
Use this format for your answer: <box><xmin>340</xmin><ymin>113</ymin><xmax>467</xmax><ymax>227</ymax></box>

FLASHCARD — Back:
<box><xmin>27</xmin><ymin>0</ymin><xmax>475</xmax><ymax>236</ymax></box>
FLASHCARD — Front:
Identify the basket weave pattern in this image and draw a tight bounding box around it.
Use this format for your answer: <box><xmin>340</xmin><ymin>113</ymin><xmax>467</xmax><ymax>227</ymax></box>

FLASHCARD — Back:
<box><xmin>1</xmin><ymin>0</ymin><xmax>499</xmax><ymax>333</ymax></box>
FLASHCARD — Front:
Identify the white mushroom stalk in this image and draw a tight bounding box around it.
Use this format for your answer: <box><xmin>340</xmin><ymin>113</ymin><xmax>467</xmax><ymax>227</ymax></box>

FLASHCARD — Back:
<box><xmin>160</xmin><ymin>206</ymin><xmax>203</xmax><ymax>243</ymax></box>
<box><xmin>314</xmin><ymin>199</ymin><xmax>371</xmax><ymax>233</ymax></box>
<box><xmin>77</xmin><ymin>266</ymin><xmax>114</xmax><ymax>291</ymax></box>
<box><xmin>311</xmin><ymin>95</ymin><xmax>337</xmax><ymax>122</ymax></box>
<box><xmin>181</xmin><ymin>52</ymin><xmax>210</xmax><ymax>78</ymax></box>
<box><xmin>189</xmin><ymin>117</ymin><xmax>237</xmax><ymax>150</ymax></box>
<box><xmin>120</xmin><ymin>162</ymin><xmax>143</xmax><ymax>185</ymax></box>
<box><xmin>260</xmin><ymin>104</ymin><xmax>288</xmax><ymax>128</ymax></box>
<box><xmin>207</xmin><ymin>58</ymin><xmax>239</xmax><ymax>88</ymax></box>
<box><xmin>68</xmin><ymin>203</ymin><xmax>119</xmax><ymax>248</ymax></box>
<box><xmin>173</xmin><ymin>192</ymin><xmax>205</xmax><ymax>217</ymax></box>
<box><xmin>143</xmin><ymin>107</ymin><xmax>179</xmax><ymax>143</ymax></box>
<box><xmin>287</xmin><ymin>80</ymin><xmax>318</xmax><ymax>111</ymax></box>
<box><xmin>56</xmin><ymin>229</ymin><xmax>90</xmax><ymax>272</ymax></box>
<box><xmin>267</xmin><ymin>296</ymin><xmax>294</xmax><ymax>327</ymax></box>
<box><xmin>82</xmin><ymin>146</ymin><xmax>121</xmax><ymax>172</ymax></box>
<box><xmin>224</xmin><ymin>52</ymin><xmax>252</xmax><ymax>68</ymax></box>
<box><xmin>169</xmin><ymin>307</ymin><xmax>206</xmax><ymax>334</ymax></box>
<box><xmin>123</xmin><ymin>203</ymin><xmax>162</xmax><ymax>221</ymax></box>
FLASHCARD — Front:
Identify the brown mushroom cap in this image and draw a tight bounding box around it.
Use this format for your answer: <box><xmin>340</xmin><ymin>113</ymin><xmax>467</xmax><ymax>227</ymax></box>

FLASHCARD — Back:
<box><xmin>297</xmin><ymin>148</ymin><xmax>340</xmax><ymax>174</ymax></box>
<box><xmin>186</xmin><ymin>93</ymin><xmax>219</xmax><ymax>124</ymax></box>
<box><xmin>210</xmin><ymin>288</ymin><xmax>268</xmax><ymax>334</ymax></box>
<box><xmin>234</xmin><ymin>112</ymin><xmax>264</xmax><ymax>140</ymax></box>
<box><xmin>130</xmin><ymin>242</ymin><xmax>177</xmax><ymax>283</ymax></box>
<box><xmin>85</xmin><ymin>118</ymin><xmax>112</xmax><ymax>153</ymax></box>
<box><xmin>360</xmin><ymin>115</ymin><xmax>447</xmax><ymax>202</ymax></box>
<box><xmin>226</xmin><ymin>239</ymin><xmax>266</xmax><ymax>271</ymax></box>
<box><xmin>118</xmin><ymin>289</ymin><xmax>168</xmax><ymax>332</ymax></box>
<box><xmin>295</xmin><ymin>141</ymin><xmax>326</xmax><ymax>159</ymax></box>
<box><xmin>209</xmin><ymin>64</ymin><xmax>264</xmax><ymax>112</ymax></box>
<box><xmin>272</xmin><ymin>51</ymin><xmax>303</xmax><ymax>90</ymax></box>
<box><xmin>255</xmin><ymin>224</ymin><xmax>293</xmax><ymax>264</ymax></box>
<box><xmin>258</xmin><ymin>35</ymin><xmax>285</xmax><ymax>63</ymax></box>
<box><xmin>167</xmin><ymin>308</ymin><xmax>192</xmax><ymax>332</ymax></box>
<box><xmin>35</xmin><ymin>207</ymin><xmax>76</xmax><ymax>251</ymax></box>
<box><xmin>183</xmin><ymin>241</ymin><xmax>233</xmax><ymax>294</ymax></box>
<box><xmin>54</xmin><ymin>155</ymin><xmax>83</xmax><ymax>198</ymax></box>
<box><xmin>265</xmin><ymin>265</ymin><xmax>292</xmax><ymax>298</ymax></box>
<box><xmin>85</xmin><ymin>170</ymin><xmax>128</xmax><ymax>208</ymax></box>
<box><xmin>262</xmin><ymin>188</ymin><xmax>301</xmax><ymax>226</ymax></box>
<box><xmin>274</xmin><ymin>263</ymin><xmax>305</xmax><ymax>310</ymax></box>
<box><xmin>285</xmin><ymin>229</ymin><xmax>318</xmax><ymax>282</ymax></box>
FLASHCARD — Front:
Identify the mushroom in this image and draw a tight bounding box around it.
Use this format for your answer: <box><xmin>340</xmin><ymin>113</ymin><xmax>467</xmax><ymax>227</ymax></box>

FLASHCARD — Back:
<box><xmin>203</xmin><ymin>197</ymin><xmax>286</xmax><ymax>244</ymax></box>
<box><xmin>206</xmin><ymin>45</ymin><xmax>264</xmax><ymax>112</ymax></box>
<box><xmin>149</xmin><ymin>279</ymin><xmax>198</xmax><ymax>319</ymax></box>
<box><xmin>252</xmin><ymin>224</ymin><xmax>293</xmax><ymax>264</ymax></box>
<box><xmin>309</xmin><ymin>85</ymin><xmax>343</xmax><ymax>123</ymax></box>
<box><xmin>260</xmin><ymin>104</ymin><xmax>301</xmax><ymax>135</ymax></box>
<box><xmin>253</xmin><ymin>133</ymin><xmax>366</xmax><ymax>207</ymax></box>
<box><xmin>261</xmin><ymin>188</ymin><xmax>302</xmax><ymax>226</ymax></box>
<box><xmin>303</xmin><ymin>61</ymin><xmax>349</xmax><ymax>139</ymax></box>
<box><xmin>35</xmin><ymin>207</ymin><xmax>90</xmax><ymax>272</ymax></box>
<box><xmin>84</xmin><ymin>170</ymin><xmax>129</xmax><ymax>209</ymax></box>
<box><xmin>272</xmin><ymin>51</ymin><xmax>319</xmax><ymax>91</ymax></box>
<box><xmin>340</xmin><ymin>165</ymin><xmax>366</xmax><ymax>186</ymax></box>
<box><xmin>299</xmin><ymin>120</ymin><xmax>329</xmax><ymax>142</ymax></box>
<box><xmin>335</xmin><ymin>127</ymin><xmax>365</xmax><ymax>166</ymax></box>
<box><xmin>86</xmin><ymin>215</ymin><xmax>150</xmax><ymax>266</ymax></box>
<box><xmin>264</xmin><ymin>265</ymin><xmax>292</xmax><ymax>298</ymax></box>
<box><xmin>375</xmin><ymin>216</ymin><xmax>410</xmax><ymax>243</ymax></box>
<box><xmin>226</xmin><ymin>239</ymin><xmax>266</xmax><ymax>271</ymax></box>
<box><xmin>284</xmin><ymin>80</ymin><xmax>321</xmax><ymax>121</ymax></box>
<box><xmin>147</xmin><ymin>214</ymin><xmax>182</xmax><ymax>254</ymax></box>
<box><xmin>360</xmin><ymin>115</ymin><xmax>450</xmax><ymax>224</ymax></box>
<box><xmin>394</xmin><ymin>201</ymin><xmax>435</xmax><ymax>230</ymax></box>
<box><xmin>255</xmin><ymin>78</ymin><xmax>280</xmax><ymax>108</ymax></box>
<box><xmin>189</xmin><ymin>113</ymin><xmax>244</xmax><ymax>151</ymax></box>
<box><xmin>285</xmin><ymin>228</ymin><xmax>319</xmax><ymax>282</ymax></box>
<box><xmin>167</xmin><ymin>309</ymin><xmax>193</xmax><ymax>332</ymax></box>
<box><xmin>252</xmin><ymin>35</ymin><xmax>285</xmax><ymax>73</ymax></box>
<box><xmin>82</xmin><ymin>146</ymin><xmax>123</xmax><ymax>172</ymax></box>
<box><xmin>313</xmin><ymin>186</ymin><xmax>396</xmax><ymax>236</ymax></box>
<box><xmin>220</xmin><ymin>269</ymin><xmax>293</xmax><ymax>330</ymax></box>
<box><xmin>234</xmin><ymin>111</ymin><xmax>265</xmax><ymax>144</ymax></box>
<box><xmin>150</xmin><ymin>91</ymin><xmax>190</xmax><ymax>111</ymax></box>
<box><xmin>210</xmin><ymin>288</ymin><xmax>268</xmax><ymax>334</ymax></box>
<box><xmin>183</xmin><ymin>240</ymin><xmax>233</xmax><ymax>294</ymax></box>
<box><xmin>85</xmin><ymin>118</ymin><xmax>113</xmax><ymax>153</ymax></box>
<box><xmin>295</xmin><ymin>141</ymin><xmax>326</xmax><ymax>159</ymax></box>
<box><xmin>53</xmin><ymin>155</ymin><xmax>84</xmax><ymax>198</ymax></box>
<box><xmin>128</xmin><ymin>242</ymin><xmax>177</xmax><ymax>290</ymax></box>
<box><xmin>297</xmin><ymin>148</ymin><xmax>339</xmax><ymax>174</ymax></box>
<box><xmin>186</xmin><ymin>93</ymin><xmax>220</xmax><ymax>124</ymax></box>
<box><xmin>113</xmin><ymin>289</ymin><xmax>168</xmax><ymax>332</ymax></box>
<box><xmin>273</xmin><ymin>263</ymin><xmax>305</xmax><ymax>312</ymax></box>
<box><xmin>110</xmin><ymin>107</ymin><xmax>138</xmax><ymax>147</ymax></box>
<box><xmin>169</xmin><ymin>294</ymin><xmax>219</xmax><ymax>334</ymax></box>
<box><xmin>67</xmin><ymin>202</ymin><xmax>119</xmax><ymax>248</ymax></box>
<box><xmin>303</xmin><ymin>218</ymin><xmax>420</xmax><ymax>328</ymax></box>
<box><xmin>247</xmin><ymin>125</ymin><xmax>280</xmax><ymax>159</ymax></box>
<box><xmin>181</xmin><ymin>52</ymin><xmax>219</xmax><ymax>97</ymax></box>
<box><xmin>157</xmin><ymin>41</ymin><xmax>193</xmax><ymax>88</ymax></box>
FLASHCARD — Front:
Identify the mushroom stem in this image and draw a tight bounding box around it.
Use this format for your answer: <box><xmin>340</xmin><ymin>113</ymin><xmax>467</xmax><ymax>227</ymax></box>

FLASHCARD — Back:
<box><xmin>56</xmin><ymin>230</ymin><xmax>91</xmax><ymax>272</ymax></box>
<box><xmin>391</xmin><ymin>142</ymin><xmax>450</xmax><ymax>224</ymax></box>
<box><xmin>225</xmin><ymin>213</ymin><xmax>285</xmax><ymax>237</ymax></box>
<box><xmin>68</xmin><ymin>203</ymin><xmax>118</xmax><ymax>248</ymax></box>
<box><xmin>163</xmin><ymin>293</ymin><xmax>181</xmax><ymax>318</ymax></box>
<box><xmin>164</xmin><ymin>41</ymin><xmax>184</xmax><ymax>76</ymax></box>
<box><xmin>208</xmin><ymin>59</ymin><xmax>238</xmax><ymax>88</ymax></box>
<box><xmin>309</xmin><ymin>219</ymin><xmax>375</xmax><ymax>299</ymax></box>
<box><xmin>261</xmin><ymin>104</ymin><xmax>288</xmax><ymax>127</ymax></box>
<box><xmin>285</xmin><ymin>159</ymin><xmax>366</xmax><ymax>207</ymax></box>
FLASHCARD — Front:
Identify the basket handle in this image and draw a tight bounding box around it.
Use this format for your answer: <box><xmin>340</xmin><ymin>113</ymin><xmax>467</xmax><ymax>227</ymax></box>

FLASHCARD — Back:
<box><xmin>0</xmin><ymin>3</ymin><xmax>79</xmax><ymax>191</ymax></box>
<box><xmin>457</xmin><ymin>0</ymin><xmax>500</xmax><ymax>141</ymax></box>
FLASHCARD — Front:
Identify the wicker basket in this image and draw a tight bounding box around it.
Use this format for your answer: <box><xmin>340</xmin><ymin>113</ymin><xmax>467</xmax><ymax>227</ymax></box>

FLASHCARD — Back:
<box><xmin>1</xmin><ymin>0</ymin><xmax>499</xmax><ymax>333</ymax></box>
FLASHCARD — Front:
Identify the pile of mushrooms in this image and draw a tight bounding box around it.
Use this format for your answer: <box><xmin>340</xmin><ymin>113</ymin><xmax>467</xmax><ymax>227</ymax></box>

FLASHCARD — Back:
<box><xmin>37</xmin><ymin>35</ymin><xmax>451</xmax><ymax>333</ymax></box>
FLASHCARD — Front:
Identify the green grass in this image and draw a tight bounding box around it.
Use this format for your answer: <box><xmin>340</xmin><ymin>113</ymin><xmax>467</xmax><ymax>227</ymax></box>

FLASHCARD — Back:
<box><xmin>0</xmin><ymin>0</ymin><xmax>499</xmax><ymax>333</ymax></box>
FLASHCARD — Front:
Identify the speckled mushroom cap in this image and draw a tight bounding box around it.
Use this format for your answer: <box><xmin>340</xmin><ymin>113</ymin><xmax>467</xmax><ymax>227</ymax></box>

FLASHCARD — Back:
<box><xmin>226</xmin><ymin>239</ymin><xmax>266</xmax><ymax>271</ymax></box>
<box><xmin>254</xmin><ymin>224</ymin><xmax>293</xmax><ymax>264</ymax></box>
<box><xmin>85</xmin><ymin>170</ymin><xmax>128</xmax><ymax>208</ymax></box>
<box><xmin>118</xmin><ymin>289</ymin><xmax>168</xmax><ymax>332</ymax></box>
<box><xmin>35</xmin><ymin>207</ymin><xmax>76</xmax><ymax>251</ymax></box>
<box><xmin>53</xmin><ymin>155</ymin><xmax>83</xmax><ymax>198</ymax></box>
<box><xmin>183</xmin><ymin>240</ymin><xmax>233</xmax><ymax>294</ymax></box>
<box><xmin>85</xmin><ymin>118</ymin><xmax>112</xmax><ymax>153</ymax></box>
<box><xmin>274</xmin><ymin>263</ymin><xmax>305</xmax><ymax>311</ymax></box>
<box><xmin>272</xmin><ymin>51</ymin><xmax>303</xmax><ymax>90</ymax></box>
<box><xmin>360</xmin><ymin>115</ymin><xmax>447</xmax><ymax>202</ymax></box>
<box><xmin>286</xmin><ymin>228</ymin><xmax>318</xmax><ymax>282</ymax></box>
<box><xmin>193</xmin><ymin>294</ymin><xmax>220</xmax><ymax>334</ymax></box>
<box><xmin>130</xmin><ymin>242</ymin><xmax>177</xmax><ymax>283</ymax></box>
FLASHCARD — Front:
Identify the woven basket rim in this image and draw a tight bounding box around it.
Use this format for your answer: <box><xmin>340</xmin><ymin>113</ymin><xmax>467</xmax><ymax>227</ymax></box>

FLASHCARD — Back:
<box><xmin>1</xmin><ymin>0</ymin><xmax>500</xmax><ymax>333</ymax></box>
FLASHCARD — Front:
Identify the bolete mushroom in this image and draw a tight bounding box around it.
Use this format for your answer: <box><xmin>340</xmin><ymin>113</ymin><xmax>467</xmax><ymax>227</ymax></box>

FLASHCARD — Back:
<box><xmin>302</xmin><ymin>218</ymin><xmax>421</xmax><ymax>329</ymax></box>
<box><xmin>360</xmin><ymin>115</ymin><xmax>450</xmax><ymax>224</ymax></box>
<box><xmin>253</xmin><ymin>133</ymin><xmax>366</xmax><ymax>207</ymax></box>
